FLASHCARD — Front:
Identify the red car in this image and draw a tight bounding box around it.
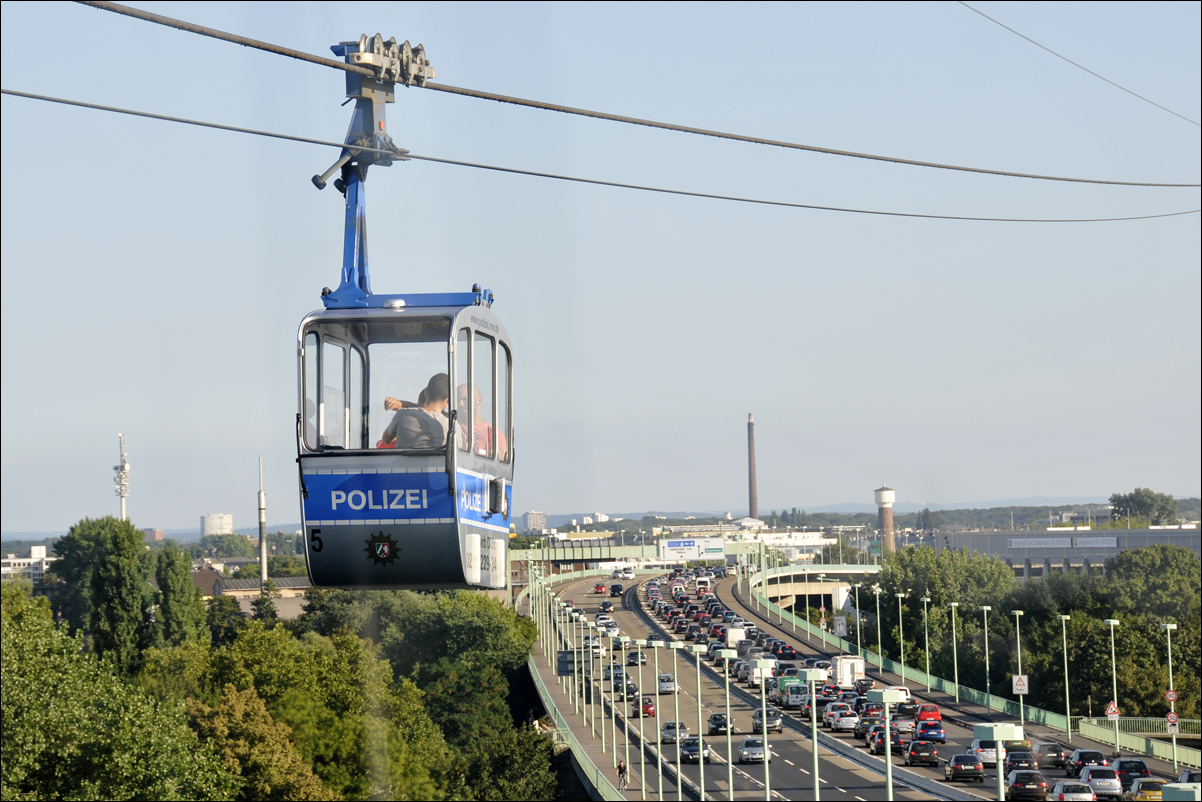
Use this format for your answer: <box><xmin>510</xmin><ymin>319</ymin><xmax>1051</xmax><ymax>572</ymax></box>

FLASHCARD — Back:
<box><xmin>916</xmin><ymin>704</ymin><xmax>942</xmax><ymax>722</ymax></box>
<box><xmin>594</xmin><ymin>583</ymin><xmax>607</xmax><ymax>594</ymax></box>
<box><xmin>632</xmin><ymin>697</ymin><xmax>656</xmax><ymax>717</ymax></box>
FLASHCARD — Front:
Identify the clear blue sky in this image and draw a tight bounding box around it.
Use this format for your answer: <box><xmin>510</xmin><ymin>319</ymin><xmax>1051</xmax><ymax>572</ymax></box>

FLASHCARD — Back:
<box><xmin>2</xmin><ymin>2</ymin><xmax>1198</xmax><ymax>533</ymax></box>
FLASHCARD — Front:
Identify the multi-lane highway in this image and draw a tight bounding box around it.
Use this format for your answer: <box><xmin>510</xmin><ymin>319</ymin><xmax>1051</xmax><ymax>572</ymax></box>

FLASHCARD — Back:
<box><xmin>543</xmin><ymin>570</ymin><xmax>983</xmax><ymax>800</ymax></box>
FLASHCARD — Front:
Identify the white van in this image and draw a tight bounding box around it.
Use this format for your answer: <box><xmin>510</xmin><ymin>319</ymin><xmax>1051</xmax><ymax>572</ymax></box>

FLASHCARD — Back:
<box><xmin>885</xmin><ymin>685</ymin><xmax>912</xmax><ymax>704</ymax></box>
<box><xmin>695</xmin><ymin>577</ymin><xmax>712</xmax><ymax>594</ymax></box>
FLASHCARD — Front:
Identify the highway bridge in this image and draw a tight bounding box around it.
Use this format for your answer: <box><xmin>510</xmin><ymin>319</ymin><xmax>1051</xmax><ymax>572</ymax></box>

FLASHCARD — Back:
<box><xmin>517</xmin><ymin>566</ymin><xmax>1198</xmax><ymax>800</ymax></box>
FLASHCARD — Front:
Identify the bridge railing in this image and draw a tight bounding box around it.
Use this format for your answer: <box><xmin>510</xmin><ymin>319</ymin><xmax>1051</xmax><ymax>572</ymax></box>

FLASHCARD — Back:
<box><xmin>747</xmin><ymin>567</ymin><xmax>1201</xmax><ymax>768</ymax></box>
<box><xmin>520</xmin><ymin>567</ymin><xmax>629</xmax><ymax>800</ymax></box>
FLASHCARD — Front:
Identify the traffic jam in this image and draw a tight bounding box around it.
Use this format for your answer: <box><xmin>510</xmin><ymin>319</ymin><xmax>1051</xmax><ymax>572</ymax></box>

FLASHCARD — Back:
<box><xmin>558</xmin><ymin>564</ymin><xmax>1174</xmax><ymax>801</ymax></box>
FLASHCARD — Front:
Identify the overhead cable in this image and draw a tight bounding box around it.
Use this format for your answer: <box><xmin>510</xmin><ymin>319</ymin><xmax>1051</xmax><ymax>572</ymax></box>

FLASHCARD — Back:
<box><xmin>75</xmin><ymin>0</ymin><xmax>1199</xmax><ymax>189</ymax></box>
<box><xmin>960</xmin><ymin>2</ymin><xmax>1200</xmax><ymax>128</ymax></box>
<box><xmin>4</xmin><ymin>88</ymin><xmax>1197</xmax><ymax>225</ymax></box>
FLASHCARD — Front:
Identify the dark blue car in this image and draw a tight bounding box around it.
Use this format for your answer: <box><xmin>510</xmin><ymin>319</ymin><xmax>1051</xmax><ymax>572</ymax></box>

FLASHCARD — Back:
<box><xmin>917</xmin><ymin>721</ymin><xmax>945</xmax><ymax>744</ymax></box>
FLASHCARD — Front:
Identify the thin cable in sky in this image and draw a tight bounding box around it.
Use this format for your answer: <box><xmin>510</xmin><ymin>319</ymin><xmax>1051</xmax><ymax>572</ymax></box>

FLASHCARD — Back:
<box><xmin>3</xmin><ymin>88</ymin><xmax>1197</xmax><ymax>225</ymax></box>
<box><xmin>74</xmin><ymin>0</ymin><xmax>1199</xmax><ymax>188</ymax></box>
<box><xmin>959</xmin><ymin>1</ymin><xmax>1200</xmax><ymax>127</ymax></box>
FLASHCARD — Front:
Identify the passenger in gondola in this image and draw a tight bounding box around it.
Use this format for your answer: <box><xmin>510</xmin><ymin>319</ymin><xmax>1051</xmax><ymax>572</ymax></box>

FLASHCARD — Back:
<box><xmin>456</xmin><ymin>383</ymin><xmax>507</xmax><ymax>459</ymax></box>
<box><xmin>379</xmin><ymin>373</ymin><xmax>449</xmax><ymax>448</ymax></box>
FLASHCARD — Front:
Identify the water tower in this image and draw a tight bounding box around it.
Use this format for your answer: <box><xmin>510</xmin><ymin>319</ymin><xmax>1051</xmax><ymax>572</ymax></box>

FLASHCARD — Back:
<box><xmin>874</xmin><ymin>486</ymin><xmax>896</xmax><ymax>552</ymax></box>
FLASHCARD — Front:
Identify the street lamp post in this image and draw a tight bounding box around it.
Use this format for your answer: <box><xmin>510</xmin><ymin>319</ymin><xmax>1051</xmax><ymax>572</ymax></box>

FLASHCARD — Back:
<box><xmin>853</xmin><ymin>582</ymin><xmax>863</xmax><ymax>656</ymax></box>
<box><xmin>576</xmin><ymin>612</ymin><xmax>587</xmax><ymax>714</ymax></box>
<box><xmin>979</xmin><ymin>606</ymin><xmax>992</xmax><ymax>711</ymax></box>
<box><xmin>756</xmin><ymin>541</ymin><xmax>764</xmax><ymax>614</ymax></box>
<box><xmin>1057</xmin><ymin>615</ymin><xmax>1071</xmax><ymax>743</ymax></box>
<box><xmin>718</xmin><ymin>648</ymin><xmax>736</xmax><ymax>800</ymax></box>
<box><xmin>868</xmin><ymin>688</ymin><xmax>907</xmax><ymax>801</ymax></box>
<box><xmin>801</xmin><ymin>667</ymin><xmax>826</xmax><ymax>801</ymax></box>
<box><xmin>805</xmin><ymin>569</ymin><xmax>812</xmax><ymax>641</ymax></box>
<box><xmin>873</xmin><ymin>585</ymin><xmax>883</xmax><ymax>670</ymax></box>
<box><xmin>669</xmin><ymin>641</ymin><xmax>683</xmax><ymax>801</ymax></box>
<box><xmin>618</xmin><ymin>636</ymin><xmax>632</xmax><ymax>785</ymax></box>
<box><xmin>652</xmin><ymin>641</ymin><xmax>662</xmax><ymax>800</ymax></box>
<box><xmin>554</xmin><ymin>600</ymin><xmax>565</xmax><ymax>690</ymax></box>
<box><xmin>635</xmin><ymin>638</ymin><xmax>647</xmax><ymax>800</ymax></box>
<box><xmin>587</xmin><ymin>622</ymin><xmax>599</xmax><ymax>738</ymax></box>
<box><xmin>547</xmin><ymin>592</ymin><xmax>557</xmax><ymax>673</ymax></box>
<box><xmin>896</xmin><ymin>592</ymin><xmax>907</xmax><ymax>683</ymax></box>
<box><xmin>974</xmin><ymin>722</ymin><xmax>1023</xmax><ymax>802</ymax></box>
<box><xmin>609</xmin><ymin>630</ymin><xmax>620</xmax><ymax>766</ymax></box>
<box><xmin>1105</xmin><ymin>619</ymin><xmax>1121</xmax><ymax>751</ymax></box>
<box><xmin>1161</xmin><ymin>623</ymin><xmax>1178</xmax><ymax>772</ymax></box>
<box><xmin>948</xmin><ymin>602</ymin><xmax>960</xmax><ymax>704</ymax></box>
<box><xmin>754</xmin><ymin>658</ymin><xmax>775</xmax><ymax>802</ymax></box>
<box><xmin>920</xmin><ymin>596</ymin><xmax>931</xmax><ymax>692</ymax></box>
<box><xmin>1012</xmin><ymin>610</ymin><xmax>1025</xmax><ymax>725</ymax></box>
<box><xmin>689</xmin><ymin>644</ymin><xmax>707</xmax><ymax>801</ymax></box>
<box><xmin>818</xmin><ymin>574</ymin><xmax>828</xmax><ymax>649</ymax></box>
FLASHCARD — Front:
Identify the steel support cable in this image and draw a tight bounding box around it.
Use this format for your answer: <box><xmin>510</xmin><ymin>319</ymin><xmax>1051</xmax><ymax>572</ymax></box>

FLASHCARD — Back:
<box><xmin>3</xmin><ymin>87</ymin><xmax>1198</xmax><ymax>225</ymax></box>
<box><xmin>959</xmin><ymin>1</ymin><xmax>1201</xmax><ymax>128</ymax></box>
<box><xmin>75</xmin><ymin>0</ymin><xmax>1200</xmax><ymax>189</ymax></box>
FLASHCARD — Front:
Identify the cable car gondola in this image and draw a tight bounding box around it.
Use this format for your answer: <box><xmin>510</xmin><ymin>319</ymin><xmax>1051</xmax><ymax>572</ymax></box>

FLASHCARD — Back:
<box><xmin>297</xmin><ymin>36</ymin><xmax>512</xmax><ymax>590</ymax></box>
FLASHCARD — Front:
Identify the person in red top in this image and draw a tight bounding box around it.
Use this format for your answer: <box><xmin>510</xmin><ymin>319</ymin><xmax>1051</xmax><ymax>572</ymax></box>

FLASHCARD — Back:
<box><xmin>456</xmin><ymin>383</ymin><xmax>508</xmax><ymax>459</ymax></box>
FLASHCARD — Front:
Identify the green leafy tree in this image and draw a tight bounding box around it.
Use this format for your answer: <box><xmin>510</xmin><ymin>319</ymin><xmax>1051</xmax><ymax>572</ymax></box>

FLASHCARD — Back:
<box><xmin>251</xmin><ymin>579</ymin><xmax>279</xmax><ymax>624</ymax></box>
<box><xmin>1105</xmin><ymin>543</ymin><xmax>1200</xmax><ymax>622</ymax></box>
<box><xmin>266</xmin><ymin>530</ymin><xmax>303</xmax><ymax>555</ymax></box>
<box><xmin>210</xmin><ymin>620</ymin><xmax>318</xmax><ymax>707</ymax></box>
<box><xmin>187</xmin><ymin>685</ymin><xmax>331</xmax><ymax>801</ymax></box>
<box><xmin>157</xmin><ymin>542</ymin><xmax>207</xmax><ymax>646</ymax></box>
<box><xmin>268</xmin><ymin>554</ymin><xmax>307</xmax><ymax>576</ymax></box>
<box><xmin>138</xmin><ymin>638</ymin><xmax>215</xmax><ymax>703</ymax></box>
<box><xmin>380</xmin><ymin>590</ymin><xmax>537</xmax><ymax>679</ymax></box>
<box><xmin>201</xmin><ymin>533</ymin><xmax>256</xmax><ymax>558</ymax></box>
<box><xmin>419</xmin><ymin>658</ymin><xmax>512</xmax><ymax>752</ymax></box>
<box><xmin>272</xmin><ymin>630</ymin><xmax>450</xmax><ymax>799</ymax></box>
<box><xmin>273</xmin><ymin>690</ymin><xmax>446</xmax><ymax>801</ymax></box>
<box><xmin>90</xmin><ymin>517</ymin><xmax>154</xmax><ymax>675</ymax></box>
<box><xmin>1109</xmin><ymin>488</ymin><xmax>1178</xmax><ymax>525</ymax></box>
<box><xmin>1</xmin><ymin>582</ymin><xmax>237</xmax><ymax>800</ymax></box>
<box><xmin>462</xmin><ymin>725</ymin><xmax>556</xmax><ymax>802</ymax></box>
<box><xmin>50</xmin><ymin>516</ymin><xmax>112</xmax><ymax>634</ymax></box>
<box><xmin>209</xmin><ymin>595</ymin><xmax>247</xmax><ymax>646</ymax></box>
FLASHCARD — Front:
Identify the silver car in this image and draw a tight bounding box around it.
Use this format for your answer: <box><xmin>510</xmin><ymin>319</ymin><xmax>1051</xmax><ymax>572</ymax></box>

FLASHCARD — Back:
<box><xmin>1079</xmin><ymin>766</ymin><xmax>1121</xmax><ymax>802</ymax></box>
<box><xmin>738</xmin><ymin>736</ymin><xmax>771</xmax><ymax>764</ymax></box>
<box><xmin>831</xmin><ymin>711</ymin><xmax>860</xmax><ymax>733</ymax></box>
<box><xmin>1047</xmin><ymin>782</ymin><xmax>1094</xmax><ymax>802</ymax></box>
<box><xmin>661</xmin><ymin>721</ymin><xmax>688</xmax><ymax>743</ymax></box>
<box><xmin>823</xmin><ymin>702</ymin><xmax>851</xmax><ymax>728</ymax></box>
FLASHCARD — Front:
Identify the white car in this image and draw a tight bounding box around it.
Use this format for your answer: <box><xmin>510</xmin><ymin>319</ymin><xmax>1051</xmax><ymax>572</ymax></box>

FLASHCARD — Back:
<box><xmin>658</xmin><ymin>673</ymin><xmax>678</xmax><ymax>694</ymax></box>
<box><xmin>1047</xmin><ymin>782</ymin><xmax>1096</xmax><ymax>802</ymax></box>
<box><xmin>621</xmin><ymin>569</ymin><xmax>636</xmax><ymax>580</ymax></box>
<box><xmin>602</xmin><ymin>622</ymin><xmax>620</xmax><ymax>637</ymax></box>
<box><xmin>661</xmin><ymin>721</ymin><xmax>688</xmax><ymax>743</ymax></box>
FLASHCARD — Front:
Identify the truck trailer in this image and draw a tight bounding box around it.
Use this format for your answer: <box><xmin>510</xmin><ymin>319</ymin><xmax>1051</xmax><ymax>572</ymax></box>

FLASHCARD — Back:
<box><xmin>831</xmin><ymin>654</ymin><xmax>866</xmax><ymax>688</ymax></box>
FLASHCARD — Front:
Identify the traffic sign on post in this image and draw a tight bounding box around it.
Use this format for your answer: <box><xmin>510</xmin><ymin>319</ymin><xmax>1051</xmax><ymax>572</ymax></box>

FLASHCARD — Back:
<box><xmin>1166</xmin><ymin>690</ymin><xmax>1179</xmax><ymax>703</ymax></box>
<box><xmin>1167</xmin><ymin>712</ymin><xmax>1180</xmax><ymax>724</ymax></box>
<box><xmin>1012</xmin><ymin>675</ymin><xmax>1029</xmax><ymax>696</ymax></box>
<box><xmin>1105</xmin><ymin>701</ymin><xmax>1120</xmax><ymax>720</ymax></box>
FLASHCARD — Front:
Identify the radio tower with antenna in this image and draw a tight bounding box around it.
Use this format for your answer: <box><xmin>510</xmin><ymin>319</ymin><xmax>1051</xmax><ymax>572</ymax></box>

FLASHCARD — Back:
<box><xmin>114</xmin><ymin>433</ymin><xmax>131</xmax><ymax>521</ymax></box>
